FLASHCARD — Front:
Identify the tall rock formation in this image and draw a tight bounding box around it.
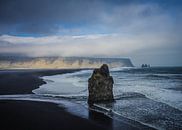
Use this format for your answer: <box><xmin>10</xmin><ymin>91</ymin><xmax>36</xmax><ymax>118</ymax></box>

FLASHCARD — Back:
<box><xmin>88</xmin><ymin>64</ymin><xmax>114</xmax><ymax>105</ymax></box>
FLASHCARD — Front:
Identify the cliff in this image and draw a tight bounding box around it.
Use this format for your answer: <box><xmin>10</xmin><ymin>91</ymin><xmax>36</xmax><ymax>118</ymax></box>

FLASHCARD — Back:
<box><xmin>0</xmin><ymin>56</ymin><xmax>134</xmax><ymax>69</ymax></box>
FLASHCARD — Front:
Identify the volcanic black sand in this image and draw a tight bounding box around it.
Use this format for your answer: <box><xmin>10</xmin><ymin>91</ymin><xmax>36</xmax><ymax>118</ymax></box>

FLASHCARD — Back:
<box><xmin>0</xmin><ymin>69</ymin><xmax>154</xmax><ymax>130</ymax></box>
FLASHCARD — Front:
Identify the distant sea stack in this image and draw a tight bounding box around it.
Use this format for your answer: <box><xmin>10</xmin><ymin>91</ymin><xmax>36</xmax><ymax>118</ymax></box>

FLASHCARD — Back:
<box><xmin>0</xmin><ymin>56</ymin><xmax>134</xmax><ymax>69</ymax></box>
<box><xmin>141</xmin><ymin>64</ymin><xmax>150</xmax><ymax>68</ymax></box>
<box><xmin>88</xmin><ymin>64</ymin><xmax>114</xmax><ymax>105</ymax></box>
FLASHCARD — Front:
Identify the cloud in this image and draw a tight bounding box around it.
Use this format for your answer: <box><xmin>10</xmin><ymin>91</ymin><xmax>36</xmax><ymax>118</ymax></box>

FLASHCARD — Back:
<box><xmin>0</xmin><ymin>0</ymin><xmax>106</xmax><ymax>34</ymax></box>
<box><xmin>0</xmin><ymin>32</ymin><xmax>181</xmax><ymax>59</ymax></box>
<box><xmin>0</xmin><ymin>0</ymin><xmax>181</xmax><ymax>35</ymax></box>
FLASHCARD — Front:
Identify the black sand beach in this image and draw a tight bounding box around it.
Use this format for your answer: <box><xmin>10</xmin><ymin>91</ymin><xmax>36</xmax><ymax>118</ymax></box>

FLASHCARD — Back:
<box><xmin>0</xmin><ymin>69</ymin><xmax>80</xmax><ymax>95</ymax></box>
<box><xmin>0</xmin><ymin>69</ymin><xmax>154</xmax><ymax>130</ymax></box>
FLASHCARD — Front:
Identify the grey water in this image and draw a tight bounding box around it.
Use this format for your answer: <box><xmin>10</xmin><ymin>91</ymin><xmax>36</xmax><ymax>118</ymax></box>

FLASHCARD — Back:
<box><xmin>33</xmin><ymin>67</ymin><xmax>182</xmax><ymax>130</ymax></box>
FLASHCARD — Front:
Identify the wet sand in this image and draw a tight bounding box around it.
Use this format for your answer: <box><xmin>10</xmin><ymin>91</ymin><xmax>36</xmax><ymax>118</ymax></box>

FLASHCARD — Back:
<box><xmin>0</xmin><ymin>100</ymin><xmax>114</xmax><ymax>130</ymax></box>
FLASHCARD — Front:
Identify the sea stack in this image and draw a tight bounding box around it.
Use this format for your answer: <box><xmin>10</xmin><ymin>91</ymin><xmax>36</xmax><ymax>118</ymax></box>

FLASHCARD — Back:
<box><xmin>88</xmin><ymin>64</ymin><xmax>114</xmax><ymax>105</ymax></box>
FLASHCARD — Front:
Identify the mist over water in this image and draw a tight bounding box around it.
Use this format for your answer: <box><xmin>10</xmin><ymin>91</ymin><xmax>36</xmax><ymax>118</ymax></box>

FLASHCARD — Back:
<box><xmin>33</xmin><ymin>67</ymin><xmax>182</xmax><ymax>129</ymax></box>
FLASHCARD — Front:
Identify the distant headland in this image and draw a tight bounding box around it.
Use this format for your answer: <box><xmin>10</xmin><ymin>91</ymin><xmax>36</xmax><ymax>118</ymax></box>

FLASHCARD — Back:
<box><xmin>0</xmin><ymin>56</ymin><xmax>134</xmax><ymax>69</ymax></box>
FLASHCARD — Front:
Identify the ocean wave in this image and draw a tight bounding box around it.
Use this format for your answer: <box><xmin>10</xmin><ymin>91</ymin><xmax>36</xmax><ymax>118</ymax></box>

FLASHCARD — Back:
<box><xmin>93</xmin><ymin>95</ymin><xmax>182</xmax><ymax>130</ymax></box>
<box><xmin>33</xmin><ymin>68</ymin><xmax>182</xmax><ymax>111</ymax></box>
<box><xmin>114</xmin><ymin>92</ymin><xmax>146</xmax><ymax>100</ymax></box>
<box><xmin>145</xmin><ymin>74</ymin><xmax>170</xmax><ymax>80</ymax></box>
<box><xmin>91</xmin><ymin>103</ymin><xmax>158</xmax><ymax>130</ymax></box>
<box><xmin>110</xmin><ymin>67</ymin><xmax>135</xmax><ymax>72</ymax></box>
<box><xmin>145</xmin><ymin>74</ymin><xmax>182</xmax><ymax>80</ymax></box>
<box><xmin>33</xmin><ymin>69</ymin><xmax>92</xmax><ymax>96</ymax></box>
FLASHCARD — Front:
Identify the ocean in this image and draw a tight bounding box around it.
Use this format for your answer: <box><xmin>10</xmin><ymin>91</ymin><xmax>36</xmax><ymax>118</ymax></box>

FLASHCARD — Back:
<box><xmin>32</xmin><ymin>67</ymin><xmax>182</xmax><ymax>130</ymax></box>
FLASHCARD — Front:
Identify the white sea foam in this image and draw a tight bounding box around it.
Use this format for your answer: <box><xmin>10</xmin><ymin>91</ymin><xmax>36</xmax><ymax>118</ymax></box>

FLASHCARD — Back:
<box><xmin>33</xmin><ymin>70</ymin><xmax>92</xmax><ymax>97</ymax></box>
<box><xmin>110</xmin><ymin>66</ymin><xmax>135</xmax><ymax>72</ymax></box>
<box><xmin>114</xmin><ymin>83</ymin><xmax>182</xmax><ymax>111</ymax></box>
<box><xmin>33</xmin><ymin>68</ymin><xmax>182</xmax><ymax>111</ymax></box>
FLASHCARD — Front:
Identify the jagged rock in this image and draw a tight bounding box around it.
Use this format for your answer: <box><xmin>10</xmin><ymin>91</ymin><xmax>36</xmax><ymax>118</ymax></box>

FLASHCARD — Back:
<box><xmin>88</xmin><ymin>64</ymin><xmax>114</xmax><ymax>105</ymax></box>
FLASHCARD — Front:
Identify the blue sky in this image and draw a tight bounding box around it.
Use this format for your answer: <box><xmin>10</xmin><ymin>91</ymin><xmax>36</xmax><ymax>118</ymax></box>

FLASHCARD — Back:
<box><xmin>0</xmin><ymin>0</ymin><xmax>182</xmax><ymax>66</ymax></box>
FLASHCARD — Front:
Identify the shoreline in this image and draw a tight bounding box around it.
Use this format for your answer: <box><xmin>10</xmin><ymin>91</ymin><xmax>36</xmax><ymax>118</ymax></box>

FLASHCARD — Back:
<box><xmin>0</xmin><ymin>69</ymin><xmax>156</xmax><ymax>130</ymax></box>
